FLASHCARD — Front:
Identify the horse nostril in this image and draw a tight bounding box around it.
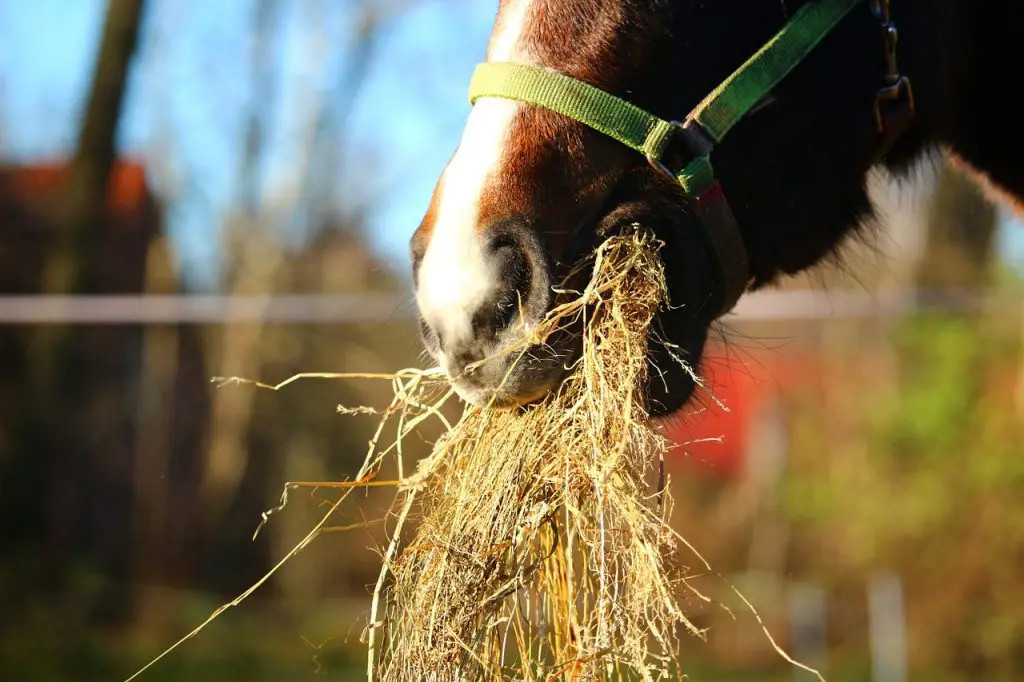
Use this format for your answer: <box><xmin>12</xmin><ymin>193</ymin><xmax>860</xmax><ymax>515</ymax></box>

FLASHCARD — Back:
<box><xmin>474</xmin><ymin>234</ymin><xmax>533</xmax><ymax>336</ymax></box>
<box><xmin>415</xmin><ymin>216</ymin><xmax>548</xmax><ymax>370</ymax></box>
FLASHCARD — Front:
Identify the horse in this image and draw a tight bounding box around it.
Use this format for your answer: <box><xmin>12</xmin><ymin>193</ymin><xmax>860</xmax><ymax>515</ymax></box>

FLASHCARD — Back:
<box><xmin>409</xmin><ymin>0</ymin><xmax>1023</xmax><ymax>417</ymax></box>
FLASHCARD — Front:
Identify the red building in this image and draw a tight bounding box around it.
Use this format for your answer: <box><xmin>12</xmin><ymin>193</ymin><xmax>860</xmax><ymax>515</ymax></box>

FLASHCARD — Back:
<box><xmin>664</xmin><ymin>342</ymin><xmax>826</xmax><ymax>480</ymax></box>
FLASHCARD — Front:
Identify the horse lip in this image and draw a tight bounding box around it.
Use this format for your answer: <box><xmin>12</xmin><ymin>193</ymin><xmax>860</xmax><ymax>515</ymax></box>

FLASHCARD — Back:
<box><xmin>457</xmin><ymin>381</ymin><xmax>553</xmax><ymax>409</ymax></box>
<box><xmin>446</xmin><ymin>326</ymin><xmax>577</xmax><ymax>409</ymax></box>
<box><xmin>448</xmin><ymin>359</ymin><xmax>559</xmax><ymax>409</ymax></box>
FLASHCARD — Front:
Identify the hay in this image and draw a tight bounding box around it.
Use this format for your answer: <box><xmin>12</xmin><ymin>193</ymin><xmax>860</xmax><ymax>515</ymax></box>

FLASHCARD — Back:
<box><xmin>127</xmin><ymin>227</ymin><xmax>824</xmax><ymax>682</ymax></box>
<box><xmin>371</xmin><ymin>227</ymin><xmax>702</xmax><ymax>680</ymax></box>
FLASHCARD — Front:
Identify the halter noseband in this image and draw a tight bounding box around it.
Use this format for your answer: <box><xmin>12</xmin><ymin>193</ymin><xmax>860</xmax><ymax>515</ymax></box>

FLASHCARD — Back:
<box><xmin>468</xmin><ymin>0</ymin><xmax>914</xmax><ymax>317</ymax></box>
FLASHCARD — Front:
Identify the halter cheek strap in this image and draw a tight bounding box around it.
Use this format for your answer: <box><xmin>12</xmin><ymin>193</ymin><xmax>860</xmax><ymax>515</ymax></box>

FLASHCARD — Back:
<box><xmin>467</xmin><ymin>0</ymin><xmax>906</xmax><ymax>317</ymax></box>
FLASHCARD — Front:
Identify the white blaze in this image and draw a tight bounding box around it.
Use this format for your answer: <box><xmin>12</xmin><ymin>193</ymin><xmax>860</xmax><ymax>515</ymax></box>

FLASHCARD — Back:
<box><xmin>490</xmin><ymin>0</ymin><xmax>531</xmax><ymax>61</ymax></box>
<box><xmin>416</xmin><ymin>100</ymin><xmax>518</xmax><ymax>348</ymax></box>
<box><xmin>415</xmin><ymin>0</ymin><xmax>532</xmax><ymax>350</ymax></box>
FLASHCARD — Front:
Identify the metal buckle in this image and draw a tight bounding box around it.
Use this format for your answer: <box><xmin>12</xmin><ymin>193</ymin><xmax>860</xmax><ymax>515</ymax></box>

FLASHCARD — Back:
<box><xmin>873</xmin><ymin>74</ymin><xmax>915</xmax><ymax>137</ymax></box>
<box><xmin>870</xmin><ymin>0</ymin><xmax>914</xmax><ymax>156</ymax></box>
<box><xmin>645</xmin><ymin>119</ymin><xmax>715</xmax><ymax>180</ymax></box>
<box><xmin>645</xmin><ymin>149</ymin><xmax>679</xmax><ymax>181</ymax></box>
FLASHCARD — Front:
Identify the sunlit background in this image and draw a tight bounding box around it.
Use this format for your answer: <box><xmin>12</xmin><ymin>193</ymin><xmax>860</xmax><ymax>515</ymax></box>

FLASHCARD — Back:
<box><xmin>1</xmin><ymin>1</ymin><xmax>1022</xmax><ymax>680</ymax></box>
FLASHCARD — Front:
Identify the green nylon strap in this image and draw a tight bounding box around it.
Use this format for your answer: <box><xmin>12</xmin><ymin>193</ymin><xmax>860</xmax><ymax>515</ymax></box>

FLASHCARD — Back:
<box><xmin>466</xmin><ymin>0</ymin><xmax>864</xmax><ymax>314</ymax></box>
<box><xmin>691</xmin><ymin>0</ymin><xmax>863</xmax><ymax>142</ymax></box>
<box><xmin>677</xmin><ymin>156</ymin><xmax>715</xmax><ymax>197</ymax></box>
<box><xmin>468</xmin><ymin>0</ymin><xmax>863</xmax><ymax>157</ymax></box>
<box><xmin>470</xmin><ymin>62</ymin><xmax>678</xmax><ymax>160</ymax></box>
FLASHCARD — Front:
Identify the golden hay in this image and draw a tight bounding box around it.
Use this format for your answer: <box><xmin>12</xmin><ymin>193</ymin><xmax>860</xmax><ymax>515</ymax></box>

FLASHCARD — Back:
<box><xmin>127</xmin><ymin>227</ymin><xmax>823</xmax><ymax>682</ymax></box>
<box><xmin>372</xmin><ymin>228</ymin><xmax>697</xmax><ymax>680</ymax></box>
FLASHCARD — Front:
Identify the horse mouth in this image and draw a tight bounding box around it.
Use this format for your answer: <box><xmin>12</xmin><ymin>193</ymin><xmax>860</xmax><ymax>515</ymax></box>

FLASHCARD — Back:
<box><xmin>449</xmin><ymin>367</ymin><xmax>556</xmax><ymax>409</ymax></box>
<box><xmin>427</xmin><ymin>320</ymin><xmax>581</xmax><ymax>409</ymax></box>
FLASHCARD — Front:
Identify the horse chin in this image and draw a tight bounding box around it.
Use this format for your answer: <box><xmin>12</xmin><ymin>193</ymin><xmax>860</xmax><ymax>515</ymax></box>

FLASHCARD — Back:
<box><xmin>438</xmin><ymin>322</ymin><xmax>580</xmax><ymax>410</ymax></box>
<box><xmin>446</xmin><ymin>349</ymin><xmax>572</xmax><ymax>409</ymax></box>
<box><xmin>430</xmin><ymin>300</ymin><xmax>704</xmax><ymax>417</ymax></box>
<box><xmin>645</xmin><ymin>370</ymin><xmax>696</xmax><ymax>419</ymax></box>
<box><xmin>450</xmin><ymin>378</ymin><xmax>552</xmax><ymax>410</ymax></box>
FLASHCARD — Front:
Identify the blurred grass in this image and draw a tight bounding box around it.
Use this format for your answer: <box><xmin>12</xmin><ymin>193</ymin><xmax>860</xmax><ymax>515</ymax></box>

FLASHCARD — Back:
<box><xmin>2</xmin><ymin>589</ymin><xmax>368</xmax><ymax>682</ymax></box>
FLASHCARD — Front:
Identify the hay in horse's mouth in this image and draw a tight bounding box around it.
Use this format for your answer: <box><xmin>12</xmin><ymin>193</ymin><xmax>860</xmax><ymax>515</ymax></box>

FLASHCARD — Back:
<box><xmin>130</xmin><ymin>228</ymin><xmax>823</xmax><ymax>682</ymax></box>
<box><xmin>373</xmin><ymin>227</ymin><xmax>712</xmax><ymax>679</ymax></box>
<box><xmin>371</xmin><ymin>229</ymin><xmax>822</xmax><ymax>679</ymax></box>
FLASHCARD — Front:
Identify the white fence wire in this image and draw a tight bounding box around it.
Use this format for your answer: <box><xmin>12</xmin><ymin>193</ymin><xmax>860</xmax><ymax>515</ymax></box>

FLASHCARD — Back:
<box><xmin>0</xmin><ymin>289</ymin><xmax>1017</xmax><ymax>324</ymax></box>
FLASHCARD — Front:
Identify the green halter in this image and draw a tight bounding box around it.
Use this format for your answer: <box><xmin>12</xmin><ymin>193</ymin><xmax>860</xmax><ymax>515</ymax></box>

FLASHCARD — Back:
<box><xmin>467</xmin><ymin>0</ymin><xmax>866</xmax><ymax>316</ymax></box>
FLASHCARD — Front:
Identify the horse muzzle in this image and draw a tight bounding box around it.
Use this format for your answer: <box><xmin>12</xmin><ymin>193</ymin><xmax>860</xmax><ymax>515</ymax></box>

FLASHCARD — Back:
<box><xmin>414</xmin><ymin>217</ymin><xmax>572</xmax><ymax>408</ymax></box>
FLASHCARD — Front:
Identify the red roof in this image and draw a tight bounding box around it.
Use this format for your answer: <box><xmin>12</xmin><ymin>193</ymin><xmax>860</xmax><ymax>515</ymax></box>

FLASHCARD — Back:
<box><xmin>0</xmin><ymin>160</ymin><xmax>151</xmax><ymax>217</ymax></box>
<box><xmin>0</xmin><ymin>159</ymin><xmax>160</xmax><ymax>294</ymax></box>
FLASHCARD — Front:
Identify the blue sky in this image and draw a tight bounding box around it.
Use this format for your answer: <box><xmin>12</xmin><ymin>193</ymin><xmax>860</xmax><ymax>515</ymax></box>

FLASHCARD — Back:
<box><xmin>0</xmin><ymin>0</ymin><xmax>1021</xmax><ymax>290</ymax></box>
<box><xmin>0</xmin><ymin>0</ymin><xmax>494</xmax><ymax>289</ymax></box>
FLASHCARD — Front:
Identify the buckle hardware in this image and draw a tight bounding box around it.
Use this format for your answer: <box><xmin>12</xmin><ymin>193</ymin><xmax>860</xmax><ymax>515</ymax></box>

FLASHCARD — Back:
<box><xmin>870</xmin><ymin>0</ymin><xmax>914</xmax><ymax>153</ymax></box>
<box><xmin>873</xmin><ymin>74</ymin><xmax>915</xmax><ymax>161</ymax></box>
<box><xmin>645</xmin><ymin>119</ymin><xmax>715</xmax><ymax>180</ymax></box>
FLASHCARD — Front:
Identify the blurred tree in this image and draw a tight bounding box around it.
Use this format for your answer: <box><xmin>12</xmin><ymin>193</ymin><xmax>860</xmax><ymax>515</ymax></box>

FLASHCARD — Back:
<box><xmin>3</xmin><ymin>0</ymin><xmax>440</xmax><ymax>676</ymax></box>
<box><xmin>26</xmin><ymin>0</ymin><xmax>149</xmax><ymax>628</ymax></box>
<box><xmin>32</xmin><ymin>0</ymin><xmax>147</xmax><ymax>387</ymax></box>
<box><xmin>197</xmin><ymin>0</ymin><xmax>284</xmax><ymax>582</ymax></box>
<box><xmin>195</xmin><ymin>0</ymin><xmax>427</xmax><ymax>602</ymax></box>
<box><xmin>663</xmin><ymin>156</ymin><xmax>1019</xmax><ymax>680</ymax></box>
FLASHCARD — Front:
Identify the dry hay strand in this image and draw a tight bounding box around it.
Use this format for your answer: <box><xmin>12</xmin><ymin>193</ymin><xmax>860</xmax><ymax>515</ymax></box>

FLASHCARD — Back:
<box><xmin>375</xmin><ymin>227</ymin><xmax>704</xmax><ymax>680</ymax></box>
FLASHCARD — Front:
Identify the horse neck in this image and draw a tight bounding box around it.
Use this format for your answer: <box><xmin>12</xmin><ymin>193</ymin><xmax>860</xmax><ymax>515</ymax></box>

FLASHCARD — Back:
<box><xmin>897</xmin><ymin>0</ymin><xmax>1024</xmax><ymax>199</ymax></box>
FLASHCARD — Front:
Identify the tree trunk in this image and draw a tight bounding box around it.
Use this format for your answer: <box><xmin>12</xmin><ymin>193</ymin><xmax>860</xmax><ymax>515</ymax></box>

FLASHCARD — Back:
<box><xmin>32</xmin><ymin>0</ymin><xmax>147</xmax><ymax>397</ymax></box>
<box><xmin>26</xmin><ymin>0</ymin><xmax>148</xmax><ymax>628</ymax></box>
<box><xmin>44</xmin><ymin>0</ymin><xmax>146</xmax><ymax>296</ymax></box>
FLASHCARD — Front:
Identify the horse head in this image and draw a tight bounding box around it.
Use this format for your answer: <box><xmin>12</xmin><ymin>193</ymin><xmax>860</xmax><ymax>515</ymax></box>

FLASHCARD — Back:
<box><xmin>410</xmin><ymin>0</ymin><xmax>926</xmax><ymax>415</ymax></box>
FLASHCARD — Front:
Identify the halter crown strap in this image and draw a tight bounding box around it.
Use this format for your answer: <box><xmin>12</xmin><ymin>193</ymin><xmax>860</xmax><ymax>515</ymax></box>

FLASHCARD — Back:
<box><xmin>690</xmin><ymin>0</ymin><xmax>863</xmax><ymax>142</ymax></box>
<box><xmin>467</xmin><ymin>0</ymin><xmax>865</xmax><ymax>315</ymax></box>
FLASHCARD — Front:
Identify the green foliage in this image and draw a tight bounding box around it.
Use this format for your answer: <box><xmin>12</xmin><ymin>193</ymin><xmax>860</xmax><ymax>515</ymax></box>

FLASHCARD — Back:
<box><xmin>778</xmin><ymin>310</ymin><xmax>1024</xmax><ymax>678</ymax></box>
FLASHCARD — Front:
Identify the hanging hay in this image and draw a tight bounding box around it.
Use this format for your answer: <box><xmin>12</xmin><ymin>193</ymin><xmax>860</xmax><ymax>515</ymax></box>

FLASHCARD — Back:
<box><xmin>370</xmin><ymin>227</ymin><xmax>702</xmax><ymax>680</ymax></box>
<box><xmin>127</xmin><ymin>226</ymin><xmax>823</xmax><ymax>682</ymax></box>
